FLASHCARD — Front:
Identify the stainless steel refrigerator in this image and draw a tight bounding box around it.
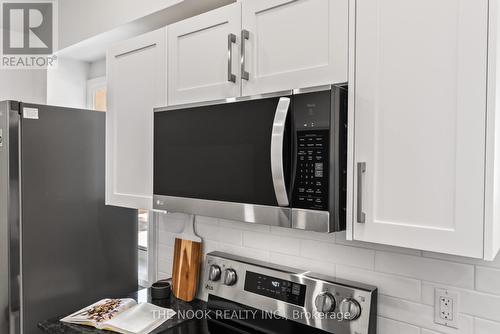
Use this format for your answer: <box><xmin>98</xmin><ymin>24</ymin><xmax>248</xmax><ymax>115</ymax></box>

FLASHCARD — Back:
<box><xmin>0</xmin><ymin>101</ymin><xmax>139</xmax><ymax>334</ymax></box>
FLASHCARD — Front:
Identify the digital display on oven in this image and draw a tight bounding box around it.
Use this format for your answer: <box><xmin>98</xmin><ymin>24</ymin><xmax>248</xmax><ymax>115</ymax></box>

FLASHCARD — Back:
<box><xmin>244</xmin><ymin>271</ymin><xmax>307</xmax><ymax>306</ymax></box>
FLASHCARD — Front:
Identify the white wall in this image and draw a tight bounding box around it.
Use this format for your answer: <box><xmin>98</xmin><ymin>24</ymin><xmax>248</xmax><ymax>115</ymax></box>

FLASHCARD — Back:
<box><xmin>0</xmin><ymin>70</ymin><xmax>47</xmax><ymax>104</ymax></box>
<box><xmin>58</xmin><ymin>0</ymin><xmax>183</xmax><ymax>49</ymax></box>
<box><xmin>158</xmin><ymin>213</ymin><xmax>500</xmax><ymax>334</ymax></box>
<box><xmin>46</xmin><ymin>57</ymin><xmax>106</xmax><ymax>109</ymax></box>
<box><xmin>88</xmin><ymin>58</ymin><xmax>106</xmax><ymax>80</ymax></box>
<box><xmin>46</xmin><ymin>58</ymin><xmax>89</xmax><ymax>108</ymax></box>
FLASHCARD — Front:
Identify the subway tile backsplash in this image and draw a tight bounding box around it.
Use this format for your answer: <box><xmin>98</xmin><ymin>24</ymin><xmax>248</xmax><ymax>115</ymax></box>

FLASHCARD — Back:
<box><xmin>157</xmin><ymin>213</ymin><xmax>500</xmax><ymax>334</ymax></box>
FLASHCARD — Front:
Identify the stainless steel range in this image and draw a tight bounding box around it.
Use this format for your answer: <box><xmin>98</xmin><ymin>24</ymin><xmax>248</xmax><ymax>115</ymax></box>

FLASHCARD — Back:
<box><xmin>202</xmin><ymin>252</ymin><xmax>377</xmax><ymax>334</ymax></box>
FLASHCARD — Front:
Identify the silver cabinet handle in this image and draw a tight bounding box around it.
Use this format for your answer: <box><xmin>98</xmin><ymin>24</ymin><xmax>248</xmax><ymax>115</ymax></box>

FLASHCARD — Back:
<box><xmin>227</xmin><ymin>33</ymin><xmax>237</xmax><ymax>83</ymax></box>
<box><xmin>357</xmin><ymin>162</ymin><xmax>366</xmax><ymax>223</ymax></box>
<box><xmin>241</xmin><ymin>29</ymin><xmax>250</xmax><ymax>80</ymax></box>
<box><xmin>271</xmin><ymin>97</ymin><xmax>291</xmax><ymax>206</ymax></box>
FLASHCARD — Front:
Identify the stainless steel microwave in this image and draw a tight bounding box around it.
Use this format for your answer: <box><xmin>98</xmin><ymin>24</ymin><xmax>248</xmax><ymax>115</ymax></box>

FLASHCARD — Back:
<box><xmin>153</xmin><ymin>84</ymin><xmax>347</xmax><ymax>232</ymax></box>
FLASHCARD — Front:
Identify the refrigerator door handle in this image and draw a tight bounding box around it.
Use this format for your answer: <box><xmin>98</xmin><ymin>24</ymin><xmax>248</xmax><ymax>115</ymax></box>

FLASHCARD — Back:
<box><xmin>271</xmin><ymin>97</ymin><xmax>291</xmax><ymax>207</ymax></box>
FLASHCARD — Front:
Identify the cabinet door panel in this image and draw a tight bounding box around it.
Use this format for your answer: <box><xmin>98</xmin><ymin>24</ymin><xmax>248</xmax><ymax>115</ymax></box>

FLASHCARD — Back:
<box><xmin>351</xmin><ymin>0</ymin><xmax>488</xmax><ymax>257</ymax></box>
<box><xmin>242</xmin><ymin>0</ymin><xmax>348</xmax><ymax>96</ymax></box>
<box><xmin>106</xmin><ymin>28</ymin><xmax>166</xmax><ymax>209</ymax></box>
<box><xmin>168</xmin><ymin>3</ymin><xmax>241</xmax><ymax>105</ymax></box>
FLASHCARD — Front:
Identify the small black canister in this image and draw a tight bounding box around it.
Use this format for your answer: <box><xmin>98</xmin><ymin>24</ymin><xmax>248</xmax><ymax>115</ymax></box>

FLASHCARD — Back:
<box><xmin>150</xmin><ymin>279</ymin><xmax>172</xmax><ymax>300</ymax></box>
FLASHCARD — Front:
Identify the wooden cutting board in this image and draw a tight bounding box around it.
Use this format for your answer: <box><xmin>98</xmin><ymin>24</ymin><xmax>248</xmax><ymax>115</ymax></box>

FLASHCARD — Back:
<box><xmin>171</xmin><ymin>215</ymin><xmax>202</xmax><ymax>302</ymax></box>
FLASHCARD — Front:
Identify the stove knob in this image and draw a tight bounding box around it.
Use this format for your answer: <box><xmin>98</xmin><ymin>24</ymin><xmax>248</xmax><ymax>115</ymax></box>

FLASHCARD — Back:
<box><xmin>315</xmin><ymin>292</ymin><xmax>336</xmax><ymax>313</ymax></box>
<box><xmin>208</xmin><ymin>265</ymin><xmax>221</xmax><ymax>281</ymax></box>
<box><xmin>339</xmin><ymin>298</ymin><xmax>361</xmax><ymax>320</ymax></box>
<box><xmin>223</xmin><ymin>268</ymin><xmax>237</xmax><ymax>286</ymax></box>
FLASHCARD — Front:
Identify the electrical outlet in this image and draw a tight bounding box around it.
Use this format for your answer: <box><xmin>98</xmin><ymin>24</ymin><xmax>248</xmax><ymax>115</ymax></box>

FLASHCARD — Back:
<box><xmin>434</xmin><ymin>288</ymin><xmax>459</xmax><ymax>328</ymax></box>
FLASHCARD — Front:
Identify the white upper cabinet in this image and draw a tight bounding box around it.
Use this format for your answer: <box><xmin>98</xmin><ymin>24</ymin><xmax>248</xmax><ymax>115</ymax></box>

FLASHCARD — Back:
<box><xmin>167</xmin><ymin>3</ymin><xmax>241</xmax><ymax>105</ymax></box>
<box><xmin>106</xmin><ymin>28</ymin><xmax>167</xmax><ymax>210</ymax></box>
<box><xmin>241</xmin><ymin>0</ymin><xmax>348</xmax><ymax>96</ymax></box>
<box><xmin>349</xmin><ymin>0</ymin><xmax>489</xmax><ymax>258</ymax></box>
<box><xmin>167</xmin><ymin>0</ymin><xmax>349</xmax><ymax>104</ymax></box>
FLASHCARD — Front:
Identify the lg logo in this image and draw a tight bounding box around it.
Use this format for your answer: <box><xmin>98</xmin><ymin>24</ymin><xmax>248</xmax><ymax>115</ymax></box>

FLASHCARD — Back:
<box><xmin>2</xmin><ymin>1</ymin><xmax>54</xmax><ymax>55</ymax></box>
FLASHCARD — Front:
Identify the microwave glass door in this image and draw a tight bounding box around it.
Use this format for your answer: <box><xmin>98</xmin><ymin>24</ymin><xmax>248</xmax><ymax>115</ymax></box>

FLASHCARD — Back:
<box><xmin>154</xmin><ymin>96</ymin><xmax>291</xmax><ymax>207</ymax></box>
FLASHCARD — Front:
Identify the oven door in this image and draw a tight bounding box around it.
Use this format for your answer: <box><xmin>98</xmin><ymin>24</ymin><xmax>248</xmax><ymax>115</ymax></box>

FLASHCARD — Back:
<box><xmin>153</xmin><ymin>93</ymin><xmax>292</xmax><ymax>227</ymax></box>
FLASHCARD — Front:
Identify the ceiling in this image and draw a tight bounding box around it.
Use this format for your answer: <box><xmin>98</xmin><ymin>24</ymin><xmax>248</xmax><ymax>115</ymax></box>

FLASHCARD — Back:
<box><xmin>57</xmin><ymin>0</ymin><xmax>235</xmax><ymax>63</ymax></box>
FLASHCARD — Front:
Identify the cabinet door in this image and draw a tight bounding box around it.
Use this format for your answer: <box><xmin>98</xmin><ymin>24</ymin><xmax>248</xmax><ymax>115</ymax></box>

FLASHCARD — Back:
<box><xmin>106</xmin><ymin>28</ymin><xmax>166</xmax><ymax>209</ymax></box>
<box><xmin>350</xmin><ymin>0</ymin><xmax>488</xmax><ymax>258</ymax></box>
<box><xmin>241</xmin><ymin>0</ymin><xmax>348</xmax><ymax>96</ymax></box>
<box><xmin>167</xmin><ymin>3</ymin><xmax>241</xmax><ymax>105</ymax></box>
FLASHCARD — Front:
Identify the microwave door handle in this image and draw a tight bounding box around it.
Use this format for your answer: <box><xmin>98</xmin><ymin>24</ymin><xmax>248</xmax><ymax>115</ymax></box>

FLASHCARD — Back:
<box><xmin>271</xmin><ymin>97</ymin><xmax>291</xmax><ymax>207</ymax></box>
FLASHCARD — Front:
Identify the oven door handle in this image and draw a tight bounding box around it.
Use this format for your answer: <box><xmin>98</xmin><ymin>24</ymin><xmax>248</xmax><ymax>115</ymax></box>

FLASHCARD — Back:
<box><xmin>271</xmin><ymin>97</ymin><xmax>291</xmax><ymax>207</ymax></box>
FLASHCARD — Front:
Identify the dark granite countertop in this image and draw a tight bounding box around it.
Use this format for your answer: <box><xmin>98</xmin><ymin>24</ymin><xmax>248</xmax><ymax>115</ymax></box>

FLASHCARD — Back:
<box><xmin>38</xmin><ymin>288</ymin><xmax>206</xmax><ymax>334</ymax></box>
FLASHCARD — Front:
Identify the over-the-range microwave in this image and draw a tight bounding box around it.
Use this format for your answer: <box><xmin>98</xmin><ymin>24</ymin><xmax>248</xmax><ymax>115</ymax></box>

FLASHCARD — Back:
<box><xmin>153</xmin><ymin>84</ymin><xmax>347</xmax><ymax>233</ymax></box>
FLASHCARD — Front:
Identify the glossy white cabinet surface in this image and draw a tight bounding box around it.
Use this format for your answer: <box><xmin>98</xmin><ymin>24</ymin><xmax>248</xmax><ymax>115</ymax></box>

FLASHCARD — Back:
<box><xmin>241</xmin><ymin>0</ymin><xmax>348</xmax><ymax>96</ymax></box>
<box><xmin>106</xmin><ymin>28</ymin><xmax>166</xmax><ymax>210</ymax></box>
<box><xmin>168</xmin><ymin>3</ymin><xmax>241</xmax><ymax>105</ymax></box>
<box><xmin>349</xmin><ymin>0</ymin><xmax>488</xmax><ymax>258</ymax></box>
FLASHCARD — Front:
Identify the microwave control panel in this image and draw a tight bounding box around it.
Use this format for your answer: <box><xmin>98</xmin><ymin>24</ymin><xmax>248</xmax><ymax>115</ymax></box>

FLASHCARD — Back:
<box><xmin>291</xmin><ymin>89</ymin><xmax>332</xmax><ymax>211</ymax></box>
<box><xmin>291</xmin><ymin>90</ymin><xmax>332</xmax><ymax>211</ymax></box>
<box><xmin>293</xmin><ymin>130</ymin><xmax>329</xmax><ymax>210</ymax></box>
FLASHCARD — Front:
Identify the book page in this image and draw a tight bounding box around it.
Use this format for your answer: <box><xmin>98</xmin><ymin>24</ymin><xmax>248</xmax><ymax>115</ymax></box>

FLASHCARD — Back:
<box><xmin>103</xmin><ymin>303</ymin><xmax>176</xmax><ymax>334</ymax></box>
<box><xmin>61</xmin><ymin>298</ymin><xmax>137</xmax><ymax>327</ymax></box>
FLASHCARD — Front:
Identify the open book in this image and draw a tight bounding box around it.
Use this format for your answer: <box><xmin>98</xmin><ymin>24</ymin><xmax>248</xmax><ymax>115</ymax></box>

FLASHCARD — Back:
<box><xmin>61</xmin><ymin>298</ymin><xmax>176</xmax><ymax>334</ymax></box>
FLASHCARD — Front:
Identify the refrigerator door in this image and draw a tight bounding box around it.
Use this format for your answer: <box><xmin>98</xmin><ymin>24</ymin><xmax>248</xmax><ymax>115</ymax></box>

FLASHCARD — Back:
<box><xmin>18</xmin><ymin>104</ymin><xmax>138</xmax><ymax>334</ymax></box>
<box><xmin>0</xmin><ymin>102</ymin><xmax>11</xmax><ymax>334</ymax></box>
<box><xmin>0</xmin><ymin>102</ymin><xmax>22</xmax><ymax>334</ymax></box>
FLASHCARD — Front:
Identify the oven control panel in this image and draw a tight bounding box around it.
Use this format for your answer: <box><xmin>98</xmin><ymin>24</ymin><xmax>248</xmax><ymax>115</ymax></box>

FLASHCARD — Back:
<box><xmin>244</xmin><ymin>271</ymin><xmax>307</xmax><ymax>307</ymax></box>
<box><xmin>204</xmin><ymin>251</ymin><xmax>377</xmax><ymax>334</ymax></box>
<box><xmin>293</xmin><ymin>130</ymin><xmax>329</xmax><ymax>210</ymax></box>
